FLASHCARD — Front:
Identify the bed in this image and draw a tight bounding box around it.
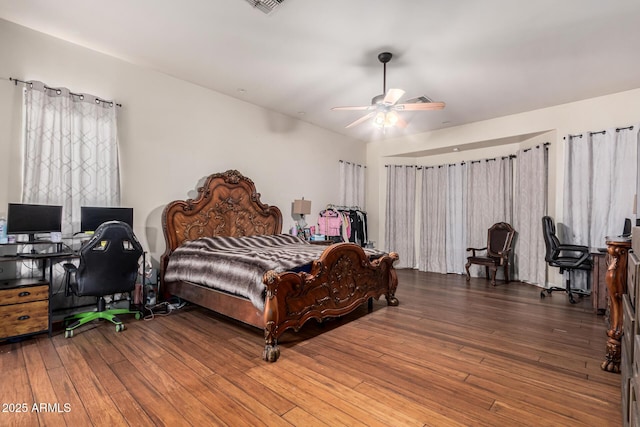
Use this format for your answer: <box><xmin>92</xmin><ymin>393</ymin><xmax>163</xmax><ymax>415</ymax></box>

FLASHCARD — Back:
<box><xmin>160</xmin><ymin>169</ymin><xmax>399</xmax><ymax>362</ymax></box>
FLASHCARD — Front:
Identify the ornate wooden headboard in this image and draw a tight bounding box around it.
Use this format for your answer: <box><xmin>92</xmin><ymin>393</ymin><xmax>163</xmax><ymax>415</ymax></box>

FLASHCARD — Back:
<box><xmin>161</xmin><ymin>170</ymin><xmax>283</xmax><ymax>255</ymax></box>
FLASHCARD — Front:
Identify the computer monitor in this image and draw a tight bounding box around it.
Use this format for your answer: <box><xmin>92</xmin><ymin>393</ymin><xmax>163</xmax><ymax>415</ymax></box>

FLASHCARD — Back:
<box><xmin>7</xmin><ymin>203</ymin><xmax>63</xmax><ymax>242</ymax></box>
<box><xmin>623</xmin><ymin>218</ymin><xmax>632</xmax><ymax>237</ymax></box>
<box><xmin>80</xmin><ymin>206</ymin><xmax>133</xmax><ymax>233</ymax></box>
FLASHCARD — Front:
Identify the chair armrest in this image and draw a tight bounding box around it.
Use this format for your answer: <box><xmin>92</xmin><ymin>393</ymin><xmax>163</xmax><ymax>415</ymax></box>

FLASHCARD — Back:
<box><xmin>62</xmin><ymin>263</ymin><xmax>77</xmax><ymax>273</ymax></box>
<box><xmin>556</xmin><ymin>244</ymin><xmax>589</xmax><ymax>253</ymax></box>
<box><xmin>496</xmin><ymin>248</ymin><xmax>512</xmax><ymax>258</ymax></box>
<box><xmin>553</xmin><ymin>244</ymin><xmax>591</xmax><ymax>267</ymax></box>
<box><xmin>466</xmin><ymin>247</ymin><xmax>487</xmax><ymax>257</ymax></box>
<box><xmin>62</xmin><ymin>263</ymin><xmax>77</xmax><ymax>296</ymax></box>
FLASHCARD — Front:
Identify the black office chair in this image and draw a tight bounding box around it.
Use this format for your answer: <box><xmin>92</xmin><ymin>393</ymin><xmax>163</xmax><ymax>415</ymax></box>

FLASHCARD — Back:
<box><xmin>63</xmin><ymin>220</ymin><xmax>142</xmax><ymax>337</ymax></box>
<box><xmin>541</xmin><ymin>216</ymin><xmax>592</xmax><ymax>304</ymax></box>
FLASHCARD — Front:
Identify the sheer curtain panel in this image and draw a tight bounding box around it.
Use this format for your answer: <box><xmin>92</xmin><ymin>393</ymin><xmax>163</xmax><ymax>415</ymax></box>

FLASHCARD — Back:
<box><xmin>385</xmin><ymin>165</ymin><xmax>416</xmax><ymax>268</ymax></box>
<box><xmin>563</xmin><ymin>127</ymin><xmax>638</xmax><ymax>248</ymax></box>
<box><xmin>23</xmin><ymin>81</ymin><xmax>121</xmax><ymax>236</ymax></box>
<box><xmin>563</xmin><ymin>126</ymin><xmax>638</xmax><ymax>290</ymax></box>
<box><xmin>465</xmin><ymin>157</ymin><xmax>514</xmax><ymax>278</ymax></box>
<box><xmin>419</xmin><ymin>166</ymin><xmax>447</xmax><ymax>273</ymax></box>
<box><xmin>513</xmin><ymin>145</ymin><xmax>548</xmax><ymax>285</ymax></box>
<box><xmin>339</xmin><ymin>161</ymin><xmax>365</xmax><ymax>208</ymax></box>
<box><xmin>446</xmin><ymin>164</ymin><xmax>467</xmax><ymax>274</ymax></box>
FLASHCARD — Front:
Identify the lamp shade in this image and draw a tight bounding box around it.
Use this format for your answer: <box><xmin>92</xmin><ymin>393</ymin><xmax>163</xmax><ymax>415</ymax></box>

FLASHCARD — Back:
<box><xmin>293</xmin><ymin>199</ymin><xmax>312</xmax><ymax>215</ymax></box>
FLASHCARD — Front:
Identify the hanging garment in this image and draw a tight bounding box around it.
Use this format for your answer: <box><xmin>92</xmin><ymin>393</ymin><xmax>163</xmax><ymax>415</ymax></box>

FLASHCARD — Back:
<box><xmin>318</xmin><ymin>209</ymin><xmax>343</xmax><ymax>236</ymax></box>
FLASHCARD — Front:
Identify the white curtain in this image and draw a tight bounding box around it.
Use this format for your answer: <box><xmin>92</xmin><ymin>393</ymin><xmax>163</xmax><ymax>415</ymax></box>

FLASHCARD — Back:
<box><xmin>563</xmin><ymin>126</ymin><xmax>638</xmax><ymax>290</ymax></box>
<box><xmin>419</xmin><ymin>166</ymin><xmax>447</xmax><ymax>273</ymax></box>
<box><xmin>513</xmin><ymin>145</ymin><xmax>548</xmax><ymax>285</ymax></box>
<box><xmin>563</xmin><ymin>127</ymin><xmax>638</xmax><ymax>248</ymax></box>
<box><xmin>446</xmin><ymin>164</ymin><xmax>467</xmax><ymax>274</ymax></box>
<box><xmin>23</xmin><ymin>81</ymin><xmax>121</xmax><ymax>236</ymax></box>
<box><xmin>465</xmin><ymin>157</ymin><xmax>514</xmax><ymax>278</ymax></box>
<box><xmin>339</xmin><ymin>161</ymin><xmax>365</xmax><ymax>208</ymax></box>
<box><xmin>417</xmin><ymin>163</ymin><xmax>467</xmax><ymax>274</ymax></box>
<box><xmin>385</xmin><ymin>165</ymin><xmax>416</xmax><ymax>268</ymax></box>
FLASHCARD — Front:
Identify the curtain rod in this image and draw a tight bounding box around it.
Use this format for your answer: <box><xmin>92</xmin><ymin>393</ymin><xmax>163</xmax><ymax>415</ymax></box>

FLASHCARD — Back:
<box><xmin>9</xmin><ymin>77</ymin><xmax>122</xmax><ymax>108</ymax></box>
<box><xmin>339</xmin><ymin>160</ymin><xmax>366</xmax><ymax>168</ymax></box>
<box><xmin>387</xmin><ymin>153</ymin><xmax>517</xmax><ymax>169</ymax></box>
<box><xmin>468</xmin><ymin>154</ymin><xmax>516</xmax><ymax>164</ymax></box>
<box><xmin>563</xmin><ymin>125</ymin><xmax>634</xmax><ymax>140</ymax></box>
<box><xmin>418</xmin><ymin>154</ymin><xmax>515</xmax><ymax>169</ymax></box>
<box><xmin>523</xmin><ymin>142</ymin><xmax>551</xmax><ymax>152</ymax></box>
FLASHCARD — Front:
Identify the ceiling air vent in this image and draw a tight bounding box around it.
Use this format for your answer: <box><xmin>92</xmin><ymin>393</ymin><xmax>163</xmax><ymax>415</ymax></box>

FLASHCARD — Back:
<box><xmin>244</xmin><ymin>0</ymin><xmax>284</xmax><ymax>14</ymax></box>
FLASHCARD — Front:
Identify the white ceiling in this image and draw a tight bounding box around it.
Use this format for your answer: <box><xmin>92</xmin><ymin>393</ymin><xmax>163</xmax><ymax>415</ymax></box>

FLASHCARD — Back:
<box><xmin>2</xmin><ymin>0</ymin><xmax>640</xmax><ymax>142</ymax></box>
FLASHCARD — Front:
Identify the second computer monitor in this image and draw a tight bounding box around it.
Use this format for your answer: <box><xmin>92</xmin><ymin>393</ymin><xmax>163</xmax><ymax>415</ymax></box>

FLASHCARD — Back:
<box><xmin>80</xmin><ymin>206</ymin><xmax>133</xmax><ymax>233</ymax></box>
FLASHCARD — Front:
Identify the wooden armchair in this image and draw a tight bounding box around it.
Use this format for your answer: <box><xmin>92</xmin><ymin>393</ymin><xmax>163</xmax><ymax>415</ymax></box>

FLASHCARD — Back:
<box><xmin>465</xmin><ymin>222</ymin><xmax>516</xmax><ymax>286</ymax></box>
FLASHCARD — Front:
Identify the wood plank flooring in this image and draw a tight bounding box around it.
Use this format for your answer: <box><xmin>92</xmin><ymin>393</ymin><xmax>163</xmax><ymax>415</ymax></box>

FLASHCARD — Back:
<box><xmin>0</xmin><ymin>270</ymin><xmax>621</xmax><ymax>426</ymax></box>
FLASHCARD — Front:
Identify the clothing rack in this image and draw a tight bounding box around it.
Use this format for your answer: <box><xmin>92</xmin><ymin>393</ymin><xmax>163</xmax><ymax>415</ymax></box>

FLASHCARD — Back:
<box><xmin>319</xmin><ymin>205</ymin><xmax>369</xmax><ymax>246</ymax></box>
<box><xmin>325</xmin><ymin>204</ymin><xmax>365</xmax><ymax>213</ymax></box>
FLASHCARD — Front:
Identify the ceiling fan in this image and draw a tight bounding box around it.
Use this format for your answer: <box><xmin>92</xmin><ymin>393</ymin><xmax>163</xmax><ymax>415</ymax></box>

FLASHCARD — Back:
<box><xmin>331</xmin><ymin>52</ymin><xmax>445</xmax><ymax>129</ymax></box>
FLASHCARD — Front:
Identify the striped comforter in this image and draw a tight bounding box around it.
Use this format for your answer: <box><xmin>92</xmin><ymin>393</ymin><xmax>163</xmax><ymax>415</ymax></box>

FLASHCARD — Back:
<box><xmin>164</xmin><ymin>234</ymin><xmax>382</xmax><ymax>311</ymax></box>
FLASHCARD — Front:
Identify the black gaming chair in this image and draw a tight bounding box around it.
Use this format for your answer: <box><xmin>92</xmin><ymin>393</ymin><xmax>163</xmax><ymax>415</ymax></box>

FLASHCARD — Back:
<box><xmin>541</xmin><ymin>216</ymin><xmax>592</xmax><ymax>304</ymax></box>
<box><xmin>63</xmin><ymin>220</ymin><xmax>142</xmax><ymax>337</ymax></box>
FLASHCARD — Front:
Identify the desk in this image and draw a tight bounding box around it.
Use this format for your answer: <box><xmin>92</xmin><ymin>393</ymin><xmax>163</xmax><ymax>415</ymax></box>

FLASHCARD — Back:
<box><xmin>601</xmin><ymin>236</ymin><xmax>631</xmax><ymax>373</ymax></box>
<box><xmin>0</xmin><ymin>242</ymin><xmax>77</xmax><ymax>341</ymax></box>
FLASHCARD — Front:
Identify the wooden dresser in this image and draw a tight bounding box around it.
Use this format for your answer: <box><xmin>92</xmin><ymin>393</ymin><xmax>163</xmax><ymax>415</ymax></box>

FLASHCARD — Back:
<box><xmin>622</xmin><ymin>228</ymin><xmax>640</xmax><ymax>426</ymax></box>
<box><xmin>0</xmin><ymin>278</ymin><xmax>50</xmax><ymax>341</ymax></box>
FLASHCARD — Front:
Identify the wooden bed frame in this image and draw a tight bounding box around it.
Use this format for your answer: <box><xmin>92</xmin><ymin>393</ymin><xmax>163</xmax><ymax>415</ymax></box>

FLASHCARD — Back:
<box><xmin>160</xmin><ymin>169</ymin><xmax>399</xmax><ymax>362</ymax></box>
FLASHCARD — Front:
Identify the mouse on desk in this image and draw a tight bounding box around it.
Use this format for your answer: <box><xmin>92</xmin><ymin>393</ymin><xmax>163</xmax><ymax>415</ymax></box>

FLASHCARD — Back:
<box><xmin>597</xmin><ymin>247</ymin><xmax>608</xmax><ymax>253</ymax></box>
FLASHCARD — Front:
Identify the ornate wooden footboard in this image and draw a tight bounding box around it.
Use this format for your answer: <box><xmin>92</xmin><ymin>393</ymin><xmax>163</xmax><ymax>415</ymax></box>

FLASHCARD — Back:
<box><xmin>161</xmin><ymin>169</ymin><xmax>399</xmax><ymax>362</ymax></box>
<box><xmin>262</xmin><ymin>242</ymin><xmax>399</xmax><ymax>361</ymax></box>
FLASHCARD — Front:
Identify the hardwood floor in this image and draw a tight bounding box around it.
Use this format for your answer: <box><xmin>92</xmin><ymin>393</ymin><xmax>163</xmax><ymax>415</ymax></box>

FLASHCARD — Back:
<box><xmin>0</xmin><ymin>270</ymin><xmax>621</xmax><ymax>426</ymax></box>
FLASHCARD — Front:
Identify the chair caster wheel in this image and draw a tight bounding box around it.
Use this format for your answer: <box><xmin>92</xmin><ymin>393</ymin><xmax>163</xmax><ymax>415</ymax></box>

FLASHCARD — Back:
<box><xmin>569</xmin><ymin>296</ymin><xmax>577</xmax><ymax>304</ymax></box>
<box><xmin>115</xmin><ymin>324</ymin><xmax>125</xmax><ymax>332</ymax></box>
<box><xmin>540</xmin><ymin>291</ymin><xmax>546</xmax><ymax>298</ymax></box>
<box><xmin>65</xmin><ymin>330</ymin><xmax>73</xmax><ymax>338</ymax></box>
<box><xmin>135</xmin><ymin>312</ymin><xmax>141</xmax><ymax>320</ymax></box>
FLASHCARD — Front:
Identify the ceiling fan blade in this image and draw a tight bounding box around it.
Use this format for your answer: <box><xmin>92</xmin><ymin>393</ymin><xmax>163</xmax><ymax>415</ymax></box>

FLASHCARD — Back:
<box><xmin>383</xmin><ymin>88</ymin><xmax>405</xmax><ymax>105</ymax></box>
<box><xmin>394</xmin><ymin>102</ymin><xmax>445</xmax><ymax>111</ymax></box>
<box><xmin>345</xmin><ymin>112</ymin><xmax>375</xmax><ymax>129</ymax></box>
<box><xmin>331</xmin><ymin>106</ymin><xmax>372</xmax><ymax>111</ymax></box>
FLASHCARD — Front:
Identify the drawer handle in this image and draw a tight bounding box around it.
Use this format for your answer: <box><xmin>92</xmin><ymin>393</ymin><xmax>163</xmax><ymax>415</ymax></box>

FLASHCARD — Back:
<box><xmin>17</xmin><ymin>315</ymin><xmax>30</xmax><ymax>321</ymax></box>
<box><xmin>18</xmin><ymin>291</ymin><xmax>31</xmax><ymax>297</ymax></box>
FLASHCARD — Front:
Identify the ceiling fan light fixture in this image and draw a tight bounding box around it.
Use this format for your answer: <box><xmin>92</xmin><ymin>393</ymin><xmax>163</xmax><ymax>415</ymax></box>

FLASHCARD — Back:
<box><xmin>373</xmin><ymin>111</ymin><xmax>386</xmax><ymax>128</ymax></box>
<box><xmin>386</xmin><ymin>111</ymin><xmax>399</xmax><ymax>126</ymax></box>
<box><xmin>373</xmin><ymin>111</ymin><xmax>398</xmax><ymax>129</ymax></box>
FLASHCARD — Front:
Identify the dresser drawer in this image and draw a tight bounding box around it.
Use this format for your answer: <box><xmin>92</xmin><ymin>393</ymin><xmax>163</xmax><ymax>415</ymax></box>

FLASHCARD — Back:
<box><xmin>630</xmin><ymin>375</ymin><xmax>639</xmax><ymax>427</ymax></box>
<box><xmin>623</xmin><ymin>341</ymin><xmax>632</xmax><ymax>426</ymax></box>
<box><xmin>0</xmin><ymin>300</ymin><xmax>49</xmax><ymax>339</ymax></box>
<box><xmin>629</xmin><ymin>251</ymin><xmax>640</xmax><ymax>308</ymax></box>
<box><xmin>624</xmin><ymin>293</ymin><xmax>636</xmax><ymax>360</ymax></box>
<box><xmin>635</xmin><ymin>335</ymin><xmax>640</xmax><ymax>377</ymax></box>
<box><xmin>0</xmin><ymin>284</ymin><xmax>49</xmax><ymax>306</ymax></box>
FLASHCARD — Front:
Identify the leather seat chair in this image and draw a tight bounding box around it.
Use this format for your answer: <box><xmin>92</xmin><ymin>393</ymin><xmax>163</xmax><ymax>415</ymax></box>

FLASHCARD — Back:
<box><xmin>541</xmin><ymin>216</ymin><xmax>592</xmax><ymax>304</ymax></box>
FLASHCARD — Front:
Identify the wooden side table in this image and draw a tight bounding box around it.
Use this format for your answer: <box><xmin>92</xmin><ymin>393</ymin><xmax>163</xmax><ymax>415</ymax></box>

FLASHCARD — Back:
<box><xmin>601</xmin><ymin>236</ymin><xmax>631</xmax><ymax>373</ymax></box>
<box><xmin>0</xmin><ymin>278</ymin><xmax>50</xmax><ymax>341</ymax></box>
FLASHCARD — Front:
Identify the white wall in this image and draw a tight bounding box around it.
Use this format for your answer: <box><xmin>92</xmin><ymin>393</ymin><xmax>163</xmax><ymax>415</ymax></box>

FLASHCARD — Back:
<box><xmin>0</xmin><ymin>19</ymin><xmax>365</xmax><ymax>264</ymax></box>
<box><xmin>367</xmin><ymin>89</ymin><xmax>640</xmax><ymax>286</ymax></box>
